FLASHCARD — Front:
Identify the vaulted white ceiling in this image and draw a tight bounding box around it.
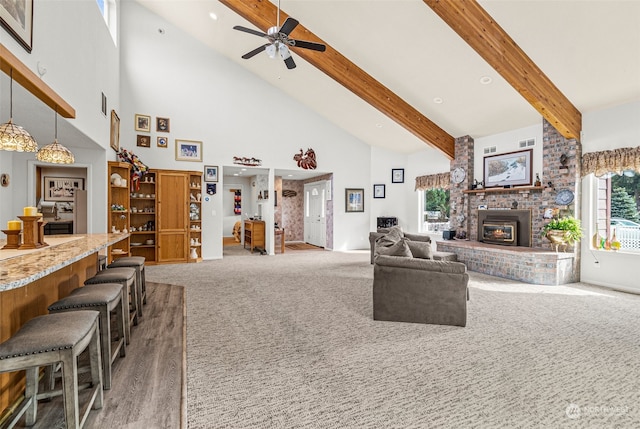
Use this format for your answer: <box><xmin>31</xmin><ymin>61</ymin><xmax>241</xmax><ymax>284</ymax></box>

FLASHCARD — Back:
<box><xmin>135</xmin><ymin>0</ymin><xmax>640</xmax><ymax>155</ymax></box>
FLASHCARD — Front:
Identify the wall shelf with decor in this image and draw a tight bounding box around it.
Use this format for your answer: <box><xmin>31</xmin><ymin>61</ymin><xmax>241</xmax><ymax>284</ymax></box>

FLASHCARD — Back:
<box><xmin>189</xmin><ymin>172</ymin><xmax>203</xmax><ymax>262</ymax></box>
<box><xmin>463</xmin><ymin>186</ymin><xmax>544</xmax><ymax>195</ymax></box>
<box><xmin>129</xmin><ymin>170</ymin><xmax>157</xmax><ymax>264</ymax></box>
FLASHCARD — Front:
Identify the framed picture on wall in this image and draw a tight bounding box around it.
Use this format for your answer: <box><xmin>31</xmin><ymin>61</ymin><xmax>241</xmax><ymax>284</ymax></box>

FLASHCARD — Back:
<box><xmin>0</xmin><ymin>0</ymin><xmax>33</xmax><ymax>52</ymax></box>
<box><xmin>345</xmin><ymin>188</ymin><xmax>364</xmax><ymax>213</ymax></box>
<box><xmin>157</xmin><ymin>136</ymin><xmax>168</xmax><ymax>148</ymax></box>
<box><xmin>483</xmin><ymin>149</ymin><xmax>532</xmax><ymax>188</ymax></box>
<box><xmin>156</xmin><ymin>117</ymin><xmax>170</xmax><ymax>132</ymax></box>
<box><xmin>204</xmin><ymin>165</ymin><xmax>218</xmax><ymax>182</ymax></box>
<box><xmin>175</xmin><ymin>139</ymin><xmax>202</xmax><ymax>162</ymax></box>
<box><xmin>110</xmin><ymin>110</ymin><xmax>120</xmax><ymax>152</ymax></box>
<box><xmin>373</xmin><ymin>184</ymin><xmax>385</xmax><ymax>199</ymax></box>
<box><xmin>134</xmin><ymin>114</ymin><xmax>151</xmax><ymax>132</ymax></box>
<box><xmin>392</xmin><ymin>168</ymin><xmax>404</xmax><ymax>183</ymax></box>
<box><xmin>44</xmin><ymin>177</ymin><xmax>84</xmax><ymax>202</ymax></box>
<box><xmin>136</xmin><ymin>135</ymin><xmax>150</xmax><ymax>147</ymax></box>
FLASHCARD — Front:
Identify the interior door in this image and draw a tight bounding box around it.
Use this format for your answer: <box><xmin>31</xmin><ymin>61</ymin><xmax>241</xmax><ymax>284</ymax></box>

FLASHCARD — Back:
<box><xmin>304</xmin><ymin>181</ymin><xmax>326</xmax><ymax>248</ymax></box>
<box><xmin>157</xmin><ymin>172</ymin><xmax>188</xmax><ymax>262</ymax></box>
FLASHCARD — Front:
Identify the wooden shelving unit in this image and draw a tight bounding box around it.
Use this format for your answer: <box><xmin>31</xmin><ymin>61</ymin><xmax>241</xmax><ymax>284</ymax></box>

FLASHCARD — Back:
<box><xmin>188</xmin><ymin>172</ymin><xmax>203</xmax><ymax>263</ymax></box>
<box><xmin>130</xmin><ymin>170</ymin><xmax>157</xmax><ymax>264</ymax></box>
<box><xmin>108</xmin><ymin>161</ymin><xmax>131</xmax><ymax>263</ymax></box>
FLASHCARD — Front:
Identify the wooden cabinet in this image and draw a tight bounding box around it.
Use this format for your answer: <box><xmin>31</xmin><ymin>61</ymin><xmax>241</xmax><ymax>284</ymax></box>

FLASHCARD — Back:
<box><xmin>108</xmin><ymin>161</ymin><xmax>131</xmax><ymax>263</ymax></box>
<box><xmin>244</xmin><ymin>220</ymin><xmax>265</xmax><ymax>253</ymax></box>
<box><xmin>188</xmin><ymin>172</ymin><xmax>203</xmax><ymax>262</ymax></box>
<box><xmin>130</xmin><ymin>170</ymin><xmax>157</xmax><ymax>264</ymax></box>
<box><xmin>153</xmin><ymin>170</ymin><xmax>203</xmax><ymax>264</ymax></box>
<box><xmin>157</xmin><ymin>170</ymin><xmax>189</xmax><ymax>263</ymax></box>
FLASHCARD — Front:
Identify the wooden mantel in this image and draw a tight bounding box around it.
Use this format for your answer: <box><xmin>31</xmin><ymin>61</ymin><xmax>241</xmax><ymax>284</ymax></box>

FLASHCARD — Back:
<box><xmin>0</xmin><ymin>43</ymin><xmax>75</xmax><ymax>118</ymax></box>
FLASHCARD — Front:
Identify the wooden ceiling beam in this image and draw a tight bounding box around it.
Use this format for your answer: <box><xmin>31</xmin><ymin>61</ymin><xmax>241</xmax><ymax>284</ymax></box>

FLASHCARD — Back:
<box><xmin>424</xmin><ymin>0</ymin><xmax>581</xmax><ymax>140</ymax></box>
<box><xmin>0</xmin><ymin>44</ymin><xmax>75</xmax><ymax>118</ymax></box>
<box><xmin>219</xmin><ymin>0</ymin><xmax>455</xmax><ymax>159</ymax></box>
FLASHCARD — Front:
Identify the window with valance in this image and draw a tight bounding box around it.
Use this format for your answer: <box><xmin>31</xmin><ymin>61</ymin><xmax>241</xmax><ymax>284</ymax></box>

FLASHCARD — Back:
<box><xmin>415</xmin><ymin>172</ymin><xmax>451</xmax><ymax>232</ymax></box>
<box><xmin>414</xmin><ymin>172</ymin><xmax>450</xmax><ymax>191</ymax></box>
<box><xmin>581</xmin><ymin>146</ymin><xmax>640</xmax><ymax>177</ymax></box>
<box><xmin>582</xmin><ymin>146</ymin><xmax>640</xmax><ymax>252</ymax></box>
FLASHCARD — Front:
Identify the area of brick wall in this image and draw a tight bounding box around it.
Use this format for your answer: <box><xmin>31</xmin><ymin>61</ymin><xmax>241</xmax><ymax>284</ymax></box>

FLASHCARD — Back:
<box><xmin>446</xmin><ymin>119</ymin><xmax>583</xmax><ymax>282</ymax></box>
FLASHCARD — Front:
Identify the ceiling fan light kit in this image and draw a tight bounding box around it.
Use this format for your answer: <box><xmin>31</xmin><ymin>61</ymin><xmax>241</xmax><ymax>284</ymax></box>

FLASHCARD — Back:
<box><xmin>231</xmin><ymin>1</ymin><xmax>325</xmax><ymax>70</ymax></box>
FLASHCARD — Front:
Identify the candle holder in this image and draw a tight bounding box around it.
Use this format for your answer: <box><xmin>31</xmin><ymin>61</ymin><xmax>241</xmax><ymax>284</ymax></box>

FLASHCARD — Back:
<box><xmin>1</xmin><ymin>229</ymin><xmax>22</xmax><ymax>249</ymax></box>
<box><xmin>17</xmin><ymin>216</ymin><xmax>48</xmax><ymax>249</ymax></box>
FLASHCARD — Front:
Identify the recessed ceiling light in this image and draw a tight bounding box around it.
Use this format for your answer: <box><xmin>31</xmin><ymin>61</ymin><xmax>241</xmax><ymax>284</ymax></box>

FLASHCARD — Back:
<box><xmin>209</xmin><ymin>12</ymin><xmax>218</xmax><ymax>20</ymax></box>
<box><xmin>288</xmin><ymin>174</ymin><xmax>293</xmax><ymax>177</ymax></box>
<box><xmin>241</xmin><ymin>168</ymin><xmax>247</xmax><ymax>171</ymax></box>
<box><xmin>480</xmin><ymin>76</ymin><xmax>492</xmax><ymax>85</ymax></box>
<box><xmin>376</xmin><ymin>123</ymin><xmax>383</xmax><ymax>128</ymax></box>
<box><xmin>433</xmin><ymin>97</ymin><xmax>443</xmax><ymax>104</ymax></box>
<box><xmin>233</xmin><ymin>173</ymin><xmax>239</xmax><ymax>176</ymax></box>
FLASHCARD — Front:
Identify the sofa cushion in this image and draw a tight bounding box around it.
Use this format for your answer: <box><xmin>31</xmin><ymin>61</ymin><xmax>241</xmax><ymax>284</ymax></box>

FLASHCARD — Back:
<box><xmin>376</xmin><ymin>237</ymin><xmax>412</xmax><ymax>258</ymax></box>
<box><xmin>407</xmin><ymin>240</ymin><xmax>433</xmax><ymax>260</ymax></box>
<box><xmin>404</xmin><ymin>232</ymin><xmax>431</xmax><ymax>243</ymax></box>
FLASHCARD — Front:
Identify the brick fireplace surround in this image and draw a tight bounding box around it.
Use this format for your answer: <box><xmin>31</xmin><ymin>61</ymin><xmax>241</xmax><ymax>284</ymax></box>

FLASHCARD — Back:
<box><xmin>436</xmin><ymin>119</ymin><xmax>581</xmax><ymax>285</ymax></box>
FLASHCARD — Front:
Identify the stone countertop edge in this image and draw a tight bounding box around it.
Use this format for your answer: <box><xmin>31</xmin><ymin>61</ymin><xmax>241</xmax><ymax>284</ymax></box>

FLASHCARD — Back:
<box><xmin>0</xmin><ymin>233</ymin><xmax>130</xmax><ymax>292</ymax></box>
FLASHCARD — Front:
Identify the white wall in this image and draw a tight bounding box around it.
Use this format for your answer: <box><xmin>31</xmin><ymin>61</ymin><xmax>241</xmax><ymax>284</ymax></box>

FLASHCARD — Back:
<box><xmin>0</xmin><ymin>0</ymin><xmax>117</xmax><ymax>232</ymax></box>
<box><xmin>473</xmin><ymin>124</ymin><xmax>544</xmax><ymax>185</ymax></box>
<box><xmin>120</xmin><ymin>2</ymin><xmax>375</xmax><ymax>255</ymax></box>
<box><xmin>580</xmin><ymin>101</ymin><xmax>640</xmax><ymax>293</ymax></box>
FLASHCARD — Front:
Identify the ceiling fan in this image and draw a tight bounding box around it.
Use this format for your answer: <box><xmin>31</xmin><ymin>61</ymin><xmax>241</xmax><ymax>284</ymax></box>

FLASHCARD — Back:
<box><xmin>232</xmin><ymin>1</ymin><xmax>326</xmax><ymax>70</ymax></box>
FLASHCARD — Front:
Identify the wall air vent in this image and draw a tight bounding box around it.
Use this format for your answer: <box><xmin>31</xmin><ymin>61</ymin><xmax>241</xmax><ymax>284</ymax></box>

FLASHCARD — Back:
<box><xmin>519</xmin><ymin>138</ymin><xmax>535</xmax><ymax>148</ymax></box>
<box><xmin>483</xmin><ymin>146</ymin><xmax>497</xmax><ymax>154</ymax></box>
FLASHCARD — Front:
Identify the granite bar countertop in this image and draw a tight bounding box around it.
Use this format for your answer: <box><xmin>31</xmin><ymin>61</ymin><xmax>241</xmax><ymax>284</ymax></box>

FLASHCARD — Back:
<box><xmin>0</xmin><ymin>233</ymin><xmax>129</xmax><ymax>292</ymax></box>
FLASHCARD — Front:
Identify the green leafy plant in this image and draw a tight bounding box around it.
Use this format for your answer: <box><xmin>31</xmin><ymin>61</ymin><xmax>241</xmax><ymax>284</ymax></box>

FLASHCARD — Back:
<box><xmin>541</xmin><ymin>216</ymin><xmax>584</xmax><ymax>243</ymax></box>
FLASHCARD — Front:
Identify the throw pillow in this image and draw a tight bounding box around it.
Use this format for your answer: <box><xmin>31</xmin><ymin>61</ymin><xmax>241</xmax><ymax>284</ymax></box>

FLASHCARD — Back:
<box><xmin>376</xmin><ymin>237</ymin><xmax>412</xmax><ymax>258</ymax></box>
<box><xmin>376</xmin><ymin>225</ymin><xmax>404</xmax><ymax>248</ymax></box>
<box><xmin>407</xmin><ymin>240</ymin><xmax>433</xmax><ymax>260</ymax></box>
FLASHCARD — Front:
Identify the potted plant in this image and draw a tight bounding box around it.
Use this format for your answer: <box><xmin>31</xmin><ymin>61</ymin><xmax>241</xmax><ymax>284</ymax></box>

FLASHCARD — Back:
<box><xmin>541</xmin><ymin>216</ymin><xmax>584</xmax><ymax>251</ymax></box>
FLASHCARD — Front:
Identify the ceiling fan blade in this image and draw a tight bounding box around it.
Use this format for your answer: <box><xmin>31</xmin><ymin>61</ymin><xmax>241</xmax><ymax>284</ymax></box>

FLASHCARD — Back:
<box><xmin>284</xmin><ymin>56</ymin><xmax>296</xmax><ymax>70</ymax></box>
<box><xmin>242</xmin><ymin>44</ymin><xmax>269</xmax><ymax>59</ymax></box>
<box><xmin>279</xmin><ymin>17</ymin><xmax>299</xmax><ymax>36</ymax></box>
<box><xmin>290</xmin><ymin>40</ymin><xmax>326</xmax><ymax>52</ymax></box>
<box><xmin>233</xmin><ymin>25</ymin><xmax>267</xmax><ymax>38</ymax></box>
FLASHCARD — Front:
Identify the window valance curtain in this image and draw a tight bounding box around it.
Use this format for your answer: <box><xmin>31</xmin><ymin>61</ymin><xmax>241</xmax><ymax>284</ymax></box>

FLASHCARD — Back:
<box><xmin>415</xmin><ymin>172</ymin><xmax>450</xmax><ymax>191</ymax></box>
<box><xmin>581</xmin><ymin>146</ymin><xmax>640</xmax><ymax>177</ymax></box>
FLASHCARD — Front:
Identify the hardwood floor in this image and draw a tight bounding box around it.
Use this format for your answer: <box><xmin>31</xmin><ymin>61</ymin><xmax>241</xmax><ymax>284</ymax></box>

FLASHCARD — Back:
<box><xmin>7</xmin><ymin>282</ymin><xmax>185</xmax><ymax>429</ymax></box>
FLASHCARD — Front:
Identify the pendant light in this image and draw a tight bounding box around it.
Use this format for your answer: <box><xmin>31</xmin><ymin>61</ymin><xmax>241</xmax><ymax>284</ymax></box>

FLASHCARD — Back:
<box><xmin>36</xmin><ymin>108</ymin><xmax>75</xmax><ymax>164</ymax></box>
<box><xmin>0</xmin><ymin>69</ymin><xmax>39</xmax><ymax>152</ymax></box>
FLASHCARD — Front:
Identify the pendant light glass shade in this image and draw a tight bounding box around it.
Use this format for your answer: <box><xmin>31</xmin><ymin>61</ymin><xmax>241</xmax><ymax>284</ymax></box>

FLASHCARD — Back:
<box><xmin>37</xmin><ymin>139</ymin><xmax>75</xmax><ymax>164</ymax></box>
<box><xmin>0</xmin><ymin>69</ymin><xmax>38</xmax><ymax>152</ymax></box>
<box><xmin>36</xmin><ymin>110</ymin><xmax>75</xmax><ymax>164</ymax></box>
<box><xmin>0</xmin><ymin>119</ymin><xmax>39</xmax><ymax>152</ymax></box>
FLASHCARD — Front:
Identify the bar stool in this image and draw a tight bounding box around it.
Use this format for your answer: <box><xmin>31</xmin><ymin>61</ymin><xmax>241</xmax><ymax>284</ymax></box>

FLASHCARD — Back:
<box><xmin>85</xmin><ymin>267</ymin><xmax>137</xmax><ymax>345</ymax></box>
<box><xmin>98</xmin><ymin>254</ymin><xmax>107</xmax><ymax>271</ymax></box>
<box><xmin>108</xmin><ymin>256</ymin><xmax>147</xmax><ymax>315</ymax></box>
<box><xmin>48</xmin><ymin>283</ymin><xmax>126</xmax><ymax>390</ymax></box>
<box><xmin>0</xmin><ymin>310</ymin><xmax>103</xmax><ymax>429</ymax></box>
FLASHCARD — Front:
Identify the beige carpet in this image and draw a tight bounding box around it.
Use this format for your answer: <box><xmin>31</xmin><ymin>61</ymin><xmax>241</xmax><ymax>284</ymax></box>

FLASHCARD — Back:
<box><xmin>146</xmin><ymin>251</ymin><xmax>640</xmax><ymax>428</ymax></box>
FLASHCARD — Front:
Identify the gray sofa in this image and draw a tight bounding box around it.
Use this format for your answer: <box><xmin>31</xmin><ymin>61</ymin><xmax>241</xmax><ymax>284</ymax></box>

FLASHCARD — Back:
<box><xmin>373</xmin><ymin>255</ymin><xmax>469</xmax><ymax>327</ymax></box>
<box><xmin>369</xmin><ymin>230</ymin><xmax>457</xmax><ymax>264</ymax></box>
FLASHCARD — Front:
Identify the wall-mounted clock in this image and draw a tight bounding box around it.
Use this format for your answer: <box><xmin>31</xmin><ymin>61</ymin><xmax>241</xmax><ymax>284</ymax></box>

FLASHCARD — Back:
<box><xmin>452</xmin><ymin>167</ymin><xmax>466</xmax><ymax>184</ymax></box>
